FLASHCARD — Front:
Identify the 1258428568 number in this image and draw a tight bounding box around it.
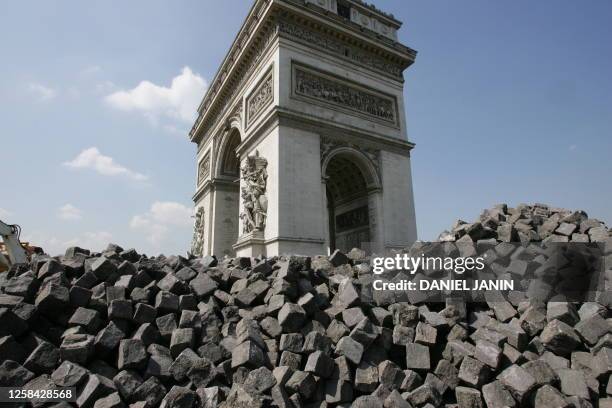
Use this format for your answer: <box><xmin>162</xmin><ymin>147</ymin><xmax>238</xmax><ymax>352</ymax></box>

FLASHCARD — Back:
<box><xmin>0</xmin><ymin>387</ymin><xmax>77</xmax><ymax>402</ymax></box>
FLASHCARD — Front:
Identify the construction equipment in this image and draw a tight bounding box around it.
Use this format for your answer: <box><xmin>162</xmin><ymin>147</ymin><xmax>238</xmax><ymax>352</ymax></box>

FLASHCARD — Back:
<box><xmin>0</xmin><ymin>219</ymin><xmax>28</xmax><ymax>271</ymax></box>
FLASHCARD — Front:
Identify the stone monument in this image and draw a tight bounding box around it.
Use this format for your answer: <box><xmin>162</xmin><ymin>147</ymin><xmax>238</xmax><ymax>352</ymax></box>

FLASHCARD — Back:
<box><xmin>190</xmin><ymin>0</ymin><xmax>418</xmax><ymax>257</ymax></box>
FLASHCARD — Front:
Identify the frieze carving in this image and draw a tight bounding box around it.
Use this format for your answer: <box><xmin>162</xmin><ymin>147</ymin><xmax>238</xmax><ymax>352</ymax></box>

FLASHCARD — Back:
<box><xmin>278</xmin><ymin>20</ymin><xmax>402</xmax><ymax>78</ymax></box>
<box><xmin>247</xmin><ymin>69</ymin><xmax>274</xmax><ymax>126</ymax></box>
<box><xmin>240</xmin><ymin>151</ymin><xmax>268</xmax><ymax>234</ymax></box>
<box><xmin>279</xmin><ymin>20</ymin><xmax>343</xmax><ymax>54</ymax></box>
<box><xmin>320</xmin><ymin>136</ymin><xmax>381</xmax><ymax>180</ymax></box>
<box><xmin>190</xmin><ymin>206</ymin><xmax>205</xmax><ymax>257</ymax></box>
<box><xmin>198</xmin><ymin>152</ymin><xmax>210</xmax><ymax>184</ymax></box>
<box><xmin>295</xmin><ymin>66</ymin><xmax>396</xmax><ymax>124</ymax></box>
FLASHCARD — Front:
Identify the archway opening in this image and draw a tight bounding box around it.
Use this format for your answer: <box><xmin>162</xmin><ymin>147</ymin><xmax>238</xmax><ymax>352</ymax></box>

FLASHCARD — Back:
<box><xmin>217</xmin><ymin>129</ymin><xmax>241</xmax><ymax>256</ymax></box>
<box><xmin>221</xmin><ymin>130</ymin><xmax>241</xmax><ymax>178</ymax></box>
<box><xmin>325</xmin><ymin>153</ymin><xmax>371</xmax><ymax>253</ymax></box>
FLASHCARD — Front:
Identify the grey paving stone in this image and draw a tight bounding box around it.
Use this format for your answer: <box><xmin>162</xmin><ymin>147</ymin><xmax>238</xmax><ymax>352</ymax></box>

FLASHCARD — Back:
<box><xmin>335</xmin><ymin>336</ymin><xmax>364</xmax><ymax>365</ymax></box>
<box><xmin>534</xmin><ymin>384</ymin><xmax>571</xmax><ymax>408</ymax></box>
<box><xmin>455</xmin><ymin>386</ymin><xmax>483</xmax><ymax>408</ymax></box>
<box><xmin>498</xmin><ymin>365</ymin><xmax>537</xmax><ymax>404</ymax></box>
<box><xmin>541</xmin><ymin>319</ymin><xmax>581</xmax><ymax>355</ymax></box>
<box><xmin>482</xmin><ymin>380</ymin><xmax>517</xmax><ymax>408</ymax></box>
<box><xmin>406</xmin><ymin>343</ymin><xmax>430</xmax><ymax>370</ymax></box>
<box><xmin>117</xmin><ymin>339</ymin><xmax>147</xmax><ymax>370</ymax></box>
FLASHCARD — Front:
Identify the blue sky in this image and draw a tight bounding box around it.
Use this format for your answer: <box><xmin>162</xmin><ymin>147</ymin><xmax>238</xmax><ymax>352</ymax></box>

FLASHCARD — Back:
<box><xmin>1</xmin><ymin>1</ymin><xmax>611</xmax><ymax>256</ymax></box>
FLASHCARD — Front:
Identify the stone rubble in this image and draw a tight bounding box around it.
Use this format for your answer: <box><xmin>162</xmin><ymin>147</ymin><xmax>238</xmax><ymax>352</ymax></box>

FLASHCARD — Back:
<box><xmin>0</xmin><ymin>203</ymin><xmax>610</xmax><ymax>407</ymax></box>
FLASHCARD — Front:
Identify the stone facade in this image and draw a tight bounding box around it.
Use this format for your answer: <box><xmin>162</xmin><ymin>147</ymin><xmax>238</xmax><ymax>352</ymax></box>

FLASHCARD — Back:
<box><xmin>190</xmin><ymin>0</ymin><xmax>417</xmax><ymax>256</ymax></box>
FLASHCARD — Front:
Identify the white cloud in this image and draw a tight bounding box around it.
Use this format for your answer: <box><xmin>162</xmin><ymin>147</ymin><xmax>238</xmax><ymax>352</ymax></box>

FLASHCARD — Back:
<box><xmin>63</xmin><ymin>147</ymin><xmax>148</xmax><ymax>181</ymax></box>
<box><xmin>130</xmin><ymin>201</ymin><xmax>193</xmax><ymax>247</ymax></box>
<box><xmin>0</xmin><ymin>208</ymin><xmax>13</xmax><ymax>219</ymax></box>
<box><xmin>21</xmin><ymin>230</ymin><xmax>113</xmax><ymax>256</ymax></box>
<box><xmin>28</xmin><ymin>82</ymin><xmax>57</xmax><ymax>101</ymax></box>
<box><xmin>58</xmin><ymin>204</ymin><xmax>82</xmax><ymax>221</ymax></box>
<box><xmin>148</xmin><ymin>202</ymin><xmax>194</xmax><ymax>226</ymax></box>
<box><xmin>105</xmin><ymin>67</ymin><xmax>207</xmax><ymax>124</ymax></box>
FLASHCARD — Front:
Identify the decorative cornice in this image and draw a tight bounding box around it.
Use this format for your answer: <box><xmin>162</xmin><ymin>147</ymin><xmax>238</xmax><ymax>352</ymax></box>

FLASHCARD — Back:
<box><xmin>193</xmin><ymin>178</ymin><xmax>239</xmax><ymax>203</ymax></box>
<box><xmin>274</xmin><ymin>107</ymin><xmax>415</xmax><ymax>154</ymax></box>
<box><xmin>235</xmin><ymin>106</ymin><xmax>414</xmax><ymax>162</ymax></box>
<box><xmin>264</xmin><ymin>235</ymin><xmax>325</xmax><ymax>244</ymax></box>
<box><xmin>281</xmin><ymin>0</ymin><xmax>415</xmax><ymax>57</ymax></box>
<box><xmin>278</xmin><ymin>17</ymin><xmax>403</xmax><ymax>78</ymax></box>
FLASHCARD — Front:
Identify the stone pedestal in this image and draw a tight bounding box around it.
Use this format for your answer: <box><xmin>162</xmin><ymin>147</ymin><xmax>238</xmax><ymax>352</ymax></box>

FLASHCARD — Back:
<box><xmin>233</xmin><ymin>231</ymin><xmax>266</xmax><ymax>257</ymax></box>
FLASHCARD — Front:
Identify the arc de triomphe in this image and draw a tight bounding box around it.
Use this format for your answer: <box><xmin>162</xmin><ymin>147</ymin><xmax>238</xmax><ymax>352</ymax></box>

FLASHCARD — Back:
<box><xmin>190</xmin><ymin>0</ymin><xmax>417</xmax><ymax>257</ymax></box>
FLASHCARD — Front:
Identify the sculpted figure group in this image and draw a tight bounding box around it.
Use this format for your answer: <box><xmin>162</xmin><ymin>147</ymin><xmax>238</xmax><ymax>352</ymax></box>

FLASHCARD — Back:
<box><xmin>240</xmin><ymin>151</ymin><xmax>268</xmax><ymax>234</ymax></box>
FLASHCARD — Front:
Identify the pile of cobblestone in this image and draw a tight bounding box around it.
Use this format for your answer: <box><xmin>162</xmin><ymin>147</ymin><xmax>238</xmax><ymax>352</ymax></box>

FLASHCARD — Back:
<box><xmin>0</xmin><ymin>203</ymin><xmax>610</xmax><ymax>408</ymax></box>
<box><xmin>438</xmin><ymin>203</ymin><xmax>610</xmax><ymax>244</ymax></box>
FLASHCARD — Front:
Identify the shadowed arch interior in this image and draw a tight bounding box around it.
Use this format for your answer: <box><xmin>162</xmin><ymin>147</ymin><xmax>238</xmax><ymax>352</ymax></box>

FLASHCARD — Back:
<box><xmin>215</xmin><ymin>128</ymin><xmax>242</xmax><ymax>257</ymax></box>
<box><xmin>221</xmin><ymin>130</ymin><xmax>241</xmax><ymax>178</ymax></box>
<box><xmin>326</xmin><ymin>156</ymin><xmax>368</xmax><ymax>204</ymax></box>
<box><xmin>325</xmin><ymin>152</ymin><xmax>371</xmax><ymax>253</ymax></box>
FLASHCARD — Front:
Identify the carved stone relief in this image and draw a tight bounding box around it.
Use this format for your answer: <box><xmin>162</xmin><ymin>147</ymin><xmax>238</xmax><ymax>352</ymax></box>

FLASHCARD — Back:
<box><xmin>294</xmin><ymin>65</ymin><xmax>397</xmax><ymax>124</ymax></box>
<box><xmin>198</xmin><ymin>152</ymin><xmax>210</xmax><ymax>185</ymax></box>
<box><xmin>246</xmin><ymin>69</ymin><xmax>274</xmax><ymax>126</ymax></box>
<box><xmin>190</xmin><ymin>206</ymin><xmax>205</xmax><ymax>257</ymax></box>
<box><xmin>226</xmin><ymin>101</ymin><xmax>243</xmax><ymax>130</ymax></box>
<box><xmin>239</xmin><ymin>151</ymin><xmax>268</xmax><ymax>234</ymax></box>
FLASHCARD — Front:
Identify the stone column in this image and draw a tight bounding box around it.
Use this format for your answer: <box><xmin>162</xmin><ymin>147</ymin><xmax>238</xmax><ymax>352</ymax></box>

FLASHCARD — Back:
<box><xmin>321</xmin><ymin>176</ymin><xmax>331</xmax><ymax>255</ymax></box>
<box><xmin>209</xmin><ymin>180</ymin><xmax>240</xmax><ymax>257</ymax></box>
<box><xmin>368</xmin><ymin>189</ymin><xmax>385</xmax><ymax>255</ymax></box>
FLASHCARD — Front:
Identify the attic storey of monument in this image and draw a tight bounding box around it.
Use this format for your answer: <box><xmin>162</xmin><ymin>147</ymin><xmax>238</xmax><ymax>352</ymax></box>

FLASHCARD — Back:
<box><xmin>189</xmin><ymin>0</ymin><xmax>418</xmax><ymax>257</ymax></box>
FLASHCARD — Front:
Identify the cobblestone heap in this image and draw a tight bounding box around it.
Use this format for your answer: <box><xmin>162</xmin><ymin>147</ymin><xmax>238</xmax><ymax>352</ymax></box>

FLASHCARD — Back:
<box><xmin>0</xmin><ymin>203</ymin><xmax>611</xmax><ymax>408</ymax></box>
